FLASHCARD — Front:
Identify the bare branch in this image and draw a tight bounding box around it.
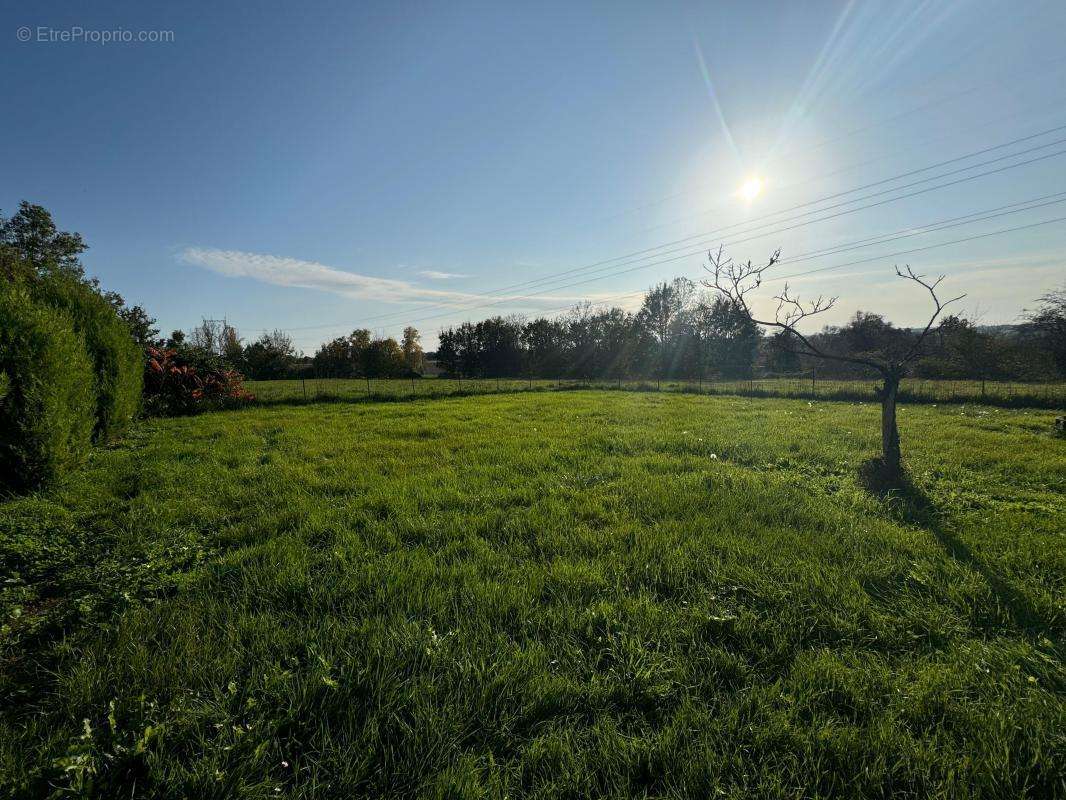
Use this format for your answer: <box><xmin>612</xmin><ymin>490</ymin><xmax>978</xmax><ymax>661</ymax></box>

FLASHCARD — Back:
<box><xmin>702</xmin><ymin>247</ymin><xmax>885</xmax><ymax>373</ymax></box>
<box><xmin>895</xmin><ymin>264</ymin><xmax>966</xmax><ymax>363</ymax></box>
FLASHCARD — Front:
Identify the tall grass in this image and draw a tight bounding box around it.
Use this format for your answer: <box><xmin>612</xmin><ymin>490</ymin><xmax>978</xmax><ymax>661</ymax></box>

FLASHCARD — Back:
<box><xmin>1</xmin><ymin>393</ymin><xmax>1063</xmax><ymax>797</ymax></box>
<box><xmin>246</xmin><ymin>376</ymin><xmax>1066</xmax><ymax>410</ymax></box>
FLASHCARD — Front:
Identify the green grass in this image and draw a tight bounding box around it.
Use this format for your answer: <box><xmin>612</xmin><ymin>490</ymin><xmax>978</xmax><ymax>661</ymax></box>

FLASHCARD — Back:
<box><xmin>1</xmin><ymin>392</ymin><xmax>1064</xmax><ymax>798</ymax></box>
<box><xmin>246</xmin><ymin>376</ymin><xmax>1066</xmax><ymax>409</ymax></box>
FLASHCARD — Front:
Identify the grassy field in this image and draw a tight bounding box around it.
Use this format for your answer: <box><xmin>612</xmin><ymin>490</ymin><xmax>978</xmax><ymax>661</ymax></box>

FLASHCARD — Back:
<box><xmin>1</xmin><ymin>392</ymin><xmax>1064</xmax><ymax>798</ymax></box>
<box><xmin>246</xmin><ymin>376</ymin><xmax>1066</xmax><ymax>409</ymax></box>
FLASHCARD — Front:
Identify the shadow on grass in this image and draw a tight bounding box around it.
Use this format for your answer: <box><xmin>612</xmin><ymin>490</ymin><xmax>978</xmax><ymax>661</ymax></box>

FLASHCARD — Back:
<box><xmin>858</xmin><ymin>457</ymin><xmax>1046</xmax><ymax>635</ymax></box>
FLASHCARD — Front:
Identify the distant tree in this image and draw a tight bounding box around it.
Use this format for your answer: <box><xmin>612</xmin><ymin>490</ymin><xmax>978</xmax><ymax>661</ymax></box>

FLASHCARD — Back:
<box><xmin>364</xmin><ymin>336</ymin><xmax>405</xmax><ymax>378</ymax></box>
<box><xmin>189</xmin><ymin>320</ymin><xmax>217</xmax><ymax>353</ymax></box>
<box><xmin>349</xmin><ymin>329</ymin><xmax>373</xmax><ymax>377</ymax></box>
<box><xmin>401</xmin><ymin>326</ymin><xmax>424</xmax><ymax>374</ymax></box>
<box><xmin>189</xmin><ymin>319</ymin><xmax>243</xmax><ymax>366</ymax></box>
<box><xmin>243</xmin><ymin>330</ymin><xmax>297</xmax><ymax>380</ymax></box>
<box><xmin>636</xmin><ymin>278</ymin><xmax>697</xmax><ymax>379</ymax></box>
<box><xmin>704</xmin><ymin>247</ymin><xmax>963</xmax><ymax>480</ymax></box>
<box><xmin>926</xmin><ymin>315</ymin><xmax>1008</xmax><ymax>390</ymax></box>
<box><xmin>313</xmin><ymin>335</ymin><xmax>353</xmax><ymax>377</ymax></box>
<box><xmin>589</xmin><ymin>307</ymin><xmax>638</xmax><ymax>380</ymax></box>
<box><xmin>697</xmin><ymin>296</ymin><xmax>761</xmax><ymax>378</ymax></box>
<box><xmin>1023</xmin><ymin>286</ymin><xmax>1066</xmax><ymax>376</ymax></box>
<box><xmin>435</xmin><ymin>328</ymin><xmax>460</xmax><ymax>377</ymax></box>
<box><xmin>764</xmin><ymin>329</ymin><xmax>802</xmax><ymax>373</ymax></box>
<box><xmin>522</xmin><ymin>317</ymin><xmax>567</xmax><ymax>378</ymax></box>
<box><xmin>220</xmin><ymin>324</ymin><xmax>243</xmax><ymax>366</ymax></box>
<box><xmin>476</xmin><ymin>316</ymin><xmax>524</xmax><ymax>377</ymax></box>
<box><xmin>840</xmin><ymin>311</ymin><xmax>908</xmax><ymax>356</ymax></box>
<box><xmin>454</xmin><ymin>322</ymin><xmax>482</xmax><ymax>378</ymax></box>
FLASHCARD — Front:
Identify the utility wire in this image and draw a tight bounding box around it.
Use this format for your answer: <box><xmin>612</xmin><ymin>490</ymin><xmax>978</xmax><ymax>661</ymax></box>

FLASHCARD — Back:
<box><xmin>255</xmin><ymin>125</ymin><xmax>1066</xmax><ymax>337</ymax></box>
<box><xmin>278</xmin><ymin>176</ymin><xmax>1066</xmax><ymax>340</ymax></box>
<box><xmin>376</xmin><ymin>209</ymin><xmax>1066</xmax><ymax>330</ymax></box>
<box><xmin>387</xmin><ymin>209</ymin><xmax>1066</xmax><ymax>330</ymax></box>
<box><xmin>351</xmin><ymin>150</ymin><xmax>1066</xmax><ymax>331</ymax></box>
<box><xmin>331</xmin><ymin>125</ymin><xmax>1066</xmax><ymax>328</ymax></box>
<box><xmin>768</xmin><ymin>215</ymin><xmax>1066</xmax><ymax>283</ymax></box>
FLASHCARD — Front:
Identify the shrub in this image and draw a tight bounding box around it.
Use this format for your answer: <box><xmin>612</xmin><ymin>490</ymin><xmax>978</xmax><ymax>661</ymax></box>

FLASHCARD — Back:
<box><xmin>33</xmin><ymin>276</ymin><xmax>143</xmax><ymax>441</ymax></box>
<box><xmin>143</xmin><ymin>347</ymin><xmax>254</xmax><ymax>416</ymax></box>
<box><xmin>0</xmin><ymin>283</ymin><xmax>96</xmax><ymax>488</ymax></box>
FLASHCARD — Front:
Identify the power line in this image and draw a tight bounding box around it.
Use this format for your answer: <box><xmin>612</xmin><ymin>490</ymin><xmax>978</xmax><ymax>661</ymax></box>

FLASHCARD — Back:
<box><xmin>251</xmin><ymin>124</ymin><xmax>1066</xmax><ymax>339</ymax></box>
<box><xmin>437</xmin><ymin>213</ymin><xmax>1066</xmax><ymax>330</ymax></box>
<box><xmin>313</xmin><ymin>123</ymin><xmax>1066</xmax><ymax>330</ymax></box>
<box><xmin>776</xmin><ymin>191</ymin><xmax>1066</xmax><ymax>266</ymax></box>
<box><xmin>275</xmin><ymin>166</ymin><xmax>1066</xmax><ymax>345</ymax></box>
<box><xmin>281</xmin><ymin>210</ymin><xmax>1066</xmax><ymax>347</ymax></box>
<box><xmin>770</xmin><ymin>215</ymin><xmax>1066</xmax><ymax>283</ymax></box>
<box><xmin>390</xmin><ymin>206</ymin><xmax>1066</xmax><ymax>331</ymax></box>
<box><xmin>350</xmin><ymin>151</ymin><xmax>1066</xmax><ymax>332</ymax></box>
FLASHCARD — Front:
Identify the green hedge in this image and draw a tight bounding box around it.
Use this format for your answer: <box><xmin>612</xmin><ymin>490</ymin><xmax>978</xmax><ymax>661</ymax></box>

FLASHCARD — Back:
<box><xmin>34</xmin><ymin>277</ymin><xmax>143</xmax><ymax>441</ymax></box>
<box><xmin>0</xmin><ymin>284</ymin><xmax>97</xmax><ymax>488</ymax></box>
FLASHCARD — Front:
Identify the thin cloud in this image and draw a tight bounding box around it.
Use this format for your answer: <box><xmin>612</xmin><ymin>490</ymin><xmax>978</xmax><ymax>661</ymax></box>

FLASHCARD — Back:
<box><xmin>417</xmin><ymin>270</ymin><xmax>472</xmax><ymax>280</ymax></box>
<box><xmin>178</xmin><ymin>247</ymin><xmax>595</xmax><ymax>309</ymax></box>
<box><xmin>180</xmin><ymin>247</ymin><xmax>480</xmax><ymax>305</ymax></box>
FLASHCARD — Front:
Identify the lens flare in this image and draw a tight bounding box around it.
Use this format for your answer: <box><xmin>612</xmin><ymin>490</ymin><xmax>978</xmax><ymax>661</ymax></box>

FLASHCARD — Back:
<box><xmin>740</xmin><ymin>176</ymin><xmax>764</xmax><ymax>202</ymax></box>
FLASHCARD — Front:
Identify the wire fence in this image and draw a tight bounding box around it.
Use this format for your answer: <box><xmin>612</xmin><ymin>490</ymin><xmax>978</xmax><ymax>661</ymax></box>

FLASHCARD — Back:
<box><xmin>245</xmin><ymin>376</ymin><xmax>1066</xmax><ymax>410</ymax></box>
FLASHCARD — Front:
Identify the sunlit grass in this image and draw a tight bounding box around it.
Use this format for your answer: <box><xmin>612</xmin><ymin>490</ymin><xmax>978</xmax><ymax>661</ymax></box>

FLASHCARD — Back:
<box><xmin>1</xmin><ymin>392</ymin><xmax>1063</xmax><ymax>797</ymax></box>
<box><xmin>246</xmin><ymin>376</ymin><xmax>1066</xmax><ymax>409</ymax></box>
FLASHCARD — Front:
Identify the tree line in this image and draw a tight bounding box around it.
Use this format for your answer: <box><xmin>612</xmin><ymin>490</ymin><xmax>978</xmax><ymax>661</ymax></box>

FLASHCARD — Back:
<box><xmin>15</xmin><ymin>200</ymin><xmax>1059</xmax><ymax>390</ymax></box>
<box><xmin>108</xmin><ymin>271</ymin><xmax>1066</xmax><ymax>388</ymax></box>
<box><xmin>425</xmin><ymin>277</ymin><xmax>1065</xmax><ymax>384</ymax></box>
<box><xmin>191</xmin><ymin>276</ymin><xmax>1061</xmax><ymax>384</ymax></box>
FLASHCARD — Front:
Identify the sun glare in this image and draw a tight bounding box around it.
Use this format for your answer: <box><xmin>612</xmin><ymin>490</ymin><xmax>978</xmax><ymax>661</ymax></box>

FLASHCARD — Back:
<box><xmin>740</xmin><ymin>176</ymin><xmax>764</xmax><ymax>202</ymax></box>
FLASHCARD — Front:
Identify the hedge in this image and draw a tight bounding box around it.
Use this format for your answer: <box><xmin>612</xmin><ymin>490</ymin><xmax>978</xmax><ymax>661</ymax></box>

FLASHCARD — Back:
<box><xmin>0</xmin><ymin>283</ymin><xmax>97</xmax><ymax>488</ymax></box>
<box><xmin>33</xmin><ymin>276</ymin><xmax>143</xmax><ymax>441</ymax></box>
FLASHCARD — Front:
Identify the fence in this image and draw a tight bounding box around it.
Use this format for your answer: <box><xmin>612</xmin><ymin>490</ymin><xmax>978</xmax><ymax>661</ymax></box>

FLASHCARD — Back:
<box><xmin>244</xmin><ymin>376</ymin><xmax>1066</xmax><ymax>410</ymax></box>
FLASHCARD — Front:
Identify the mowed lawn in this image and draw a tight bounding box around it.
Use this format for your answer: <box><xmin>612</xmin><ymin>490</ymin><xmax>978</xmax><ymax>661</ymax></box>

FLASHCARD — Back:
<box><xmin>1</xmin><ymin>393</ymin><xmax>1063</xmax><ymax>798</ymax></box>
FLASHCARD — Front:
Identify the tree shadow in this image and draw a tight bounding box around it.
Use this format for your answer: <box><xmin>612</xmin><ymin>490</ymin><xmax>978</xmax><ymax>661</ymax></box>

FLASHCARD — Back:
<box><xmin>858</xmin><ymin>457</ymin><xmax>1047</xmax><ymax>635</ymax></box>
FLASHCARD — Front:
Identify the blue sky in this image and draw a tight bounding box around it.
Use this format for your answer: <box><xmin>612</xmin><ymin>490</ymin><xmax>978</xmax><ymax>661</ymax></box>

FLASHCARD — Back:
<box><xmin>3</xmin><ymin>0</ymin><xmax>1065</xmax><ymax>351</ymax></box>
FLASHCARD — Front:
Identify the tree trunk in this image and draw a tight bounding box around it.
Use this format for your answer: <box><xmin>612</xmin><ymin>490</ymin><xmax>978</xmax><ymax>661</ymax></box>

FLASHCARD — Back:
<box><xmin>880</xmin><ymin>374</ymin><xmax>901</xmax><ymax>475</ymax></box>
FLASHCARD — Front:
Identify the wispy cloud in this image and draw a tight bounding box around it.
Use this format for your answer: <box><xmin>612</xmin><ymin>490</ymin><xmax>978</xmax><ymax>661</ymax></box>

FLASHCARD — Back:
<box><xmin>179</xmin><ymin>247</ymin><xmax>481</xmax><ymax>305</ymax></box>
<box><xmin>178</xmin><ymin>247</ymin><xmax>599</xmax><ymax>311</ymax></box>
<box><xmin>417</xmin><ymin>269</ymin><xmax>472</xmax><ymax>280</ymax></box>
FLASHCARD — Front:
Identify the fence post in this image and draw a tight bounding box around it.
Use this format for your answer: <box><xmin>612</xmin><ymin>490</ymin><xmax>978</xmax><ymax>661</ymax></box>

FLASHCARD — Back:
<box><xmin>366</xmin><ymin>376</ymin><xmax>371</xmax><ymax>397</ymax></box>
<box><xmin>302</xmin><ymin>377</ymin><xmax>307</xmax><ymax>402</ymax></box>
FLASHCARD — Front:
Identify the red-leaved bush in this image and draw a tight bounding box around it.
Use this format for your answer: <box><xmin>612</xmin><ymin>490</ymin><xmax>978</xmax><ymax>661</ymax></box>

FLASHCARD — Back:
<box><xmin>143</xmin><ymin>347</ymin><xmax>254</xmax><ymax>415</ymax></box>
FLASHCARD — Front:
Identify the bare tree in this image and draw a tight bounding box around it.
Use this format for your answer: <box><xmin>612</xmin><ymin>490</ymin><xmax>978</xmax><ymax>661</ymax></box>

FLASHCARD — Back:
<box><xmin>703</xmin><ymin>248</ymin><xmax>963</xmax><ymax>478</ymax></box>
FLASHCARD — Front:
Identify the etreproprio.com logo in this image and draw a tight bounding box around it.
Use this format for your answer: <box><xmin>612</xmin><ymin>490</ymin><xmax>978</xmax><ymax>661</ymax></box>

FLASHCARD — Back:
<box><xmin>17</xmin><ymin>26</ymin><xmax>175</xmax><ymax>44</ymax></box>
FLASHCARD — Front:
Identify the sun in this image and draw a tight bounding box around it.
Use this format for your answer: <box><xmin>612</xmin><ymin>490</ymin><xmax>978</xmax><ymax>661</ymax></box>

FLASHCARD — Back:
<box><xmin>739</xmin><ymin>176</ymin><xmax>764</xmax><ymax>202</ymax></box>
